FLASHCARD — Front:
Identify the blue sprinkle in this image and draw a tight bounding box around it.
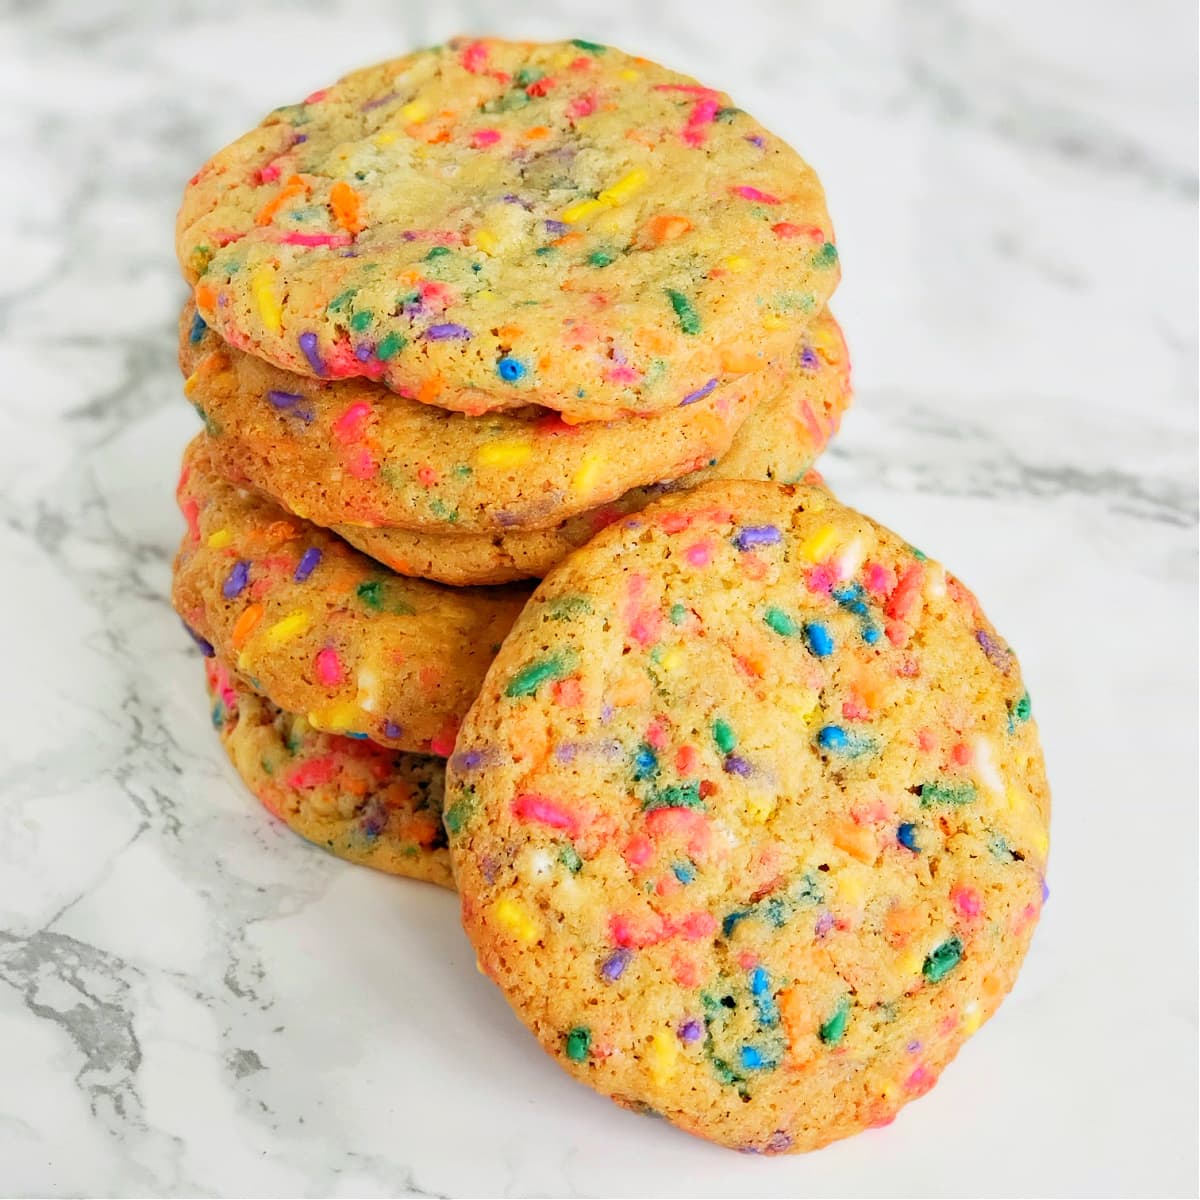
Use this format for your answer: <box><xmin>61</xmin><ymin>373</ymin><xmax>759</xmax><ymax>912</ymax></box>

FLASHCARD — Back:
<box><xmin>733</xmin><ymin>524</ymin><xmax>782</xmax><ymax>552</ymax></box>
<box><xmin>383</xmin><ymin>721</ymin><xmax>403</xmax><ymax>740</ymax></box>
<box><xmin>496</xmin><ymin>356</ymin><xmax>527</xmax><ymax>382</ymax></box>
<box><xmin>184</xmin><ymin>623</ymin><xmax>214</xmax><ymax>657</ymax></box>
<box><xmin>816</xmin><ymin>725</ymin><xmax>847</xmax><ymax>752</ymax></box>
<box><xmin>897</xmin><ymin>822</ymin><xmax>920</xmax><ymax>852</ymax></box>
<box><xmin>803</xmin><ymin>622</ymin><xmax>834</xmax><ymax>657</ymax></box>
<box><xmin>293</xmin><ymin>546</ymin><xmax>322</xmax><ymax>582</ymax></box>
<box><xmin>344</xmin><ymin>731</ymin><xmax>369</xmax><ymax>740</ymax></box>
<box><xmin>222</xmin><ymin>560</ymin><xmax>249</xmax><ymax>599</ymax></box>
<box><xmin>188</xmin><ymin>311</ymin><xmax>207</xmax><ymax>344</ymax></box>
<box><xmin>723</xmin><ymin>910</ymin><xmax>749</xmax><ymax>938</ymax></box>
<box><xmin>1041</xmin><ymin>877</ymin><xmax>1050</xmax><ymax>904</ymax></box>
<box><xmin>680</xmin><ymin>377</ymin><xmax>718</xmax><ymax>406</ymax></box>
<box><xmin>750</xmin><ymin>967</ymin><xmax>769</xmax><ymax>995</ymax></box>
<box><xmin>740</xmin><ymin>1045</ymin><xmax>773</xmax><ymax>1070</ymax></box>
<box><xmin>632</xmin><ymin>743</ymin><xmax>658</xmax><ymax>781</ymax></box>
<box><xmin>862</xmin><ymin>624</ymin><xmax>881</xmax><ymax>644</ymax></box>
<box><xmin>673</xmin><ymin>862</ymin><xmax>695</xmax><ymax>884</ymax></box>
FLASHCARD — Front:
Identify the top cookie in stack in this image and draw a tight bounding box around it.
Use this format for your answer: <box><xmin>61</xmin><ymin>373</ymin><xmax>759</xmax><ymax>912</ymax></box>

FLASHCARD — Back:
<box><xmin>174</xmin><ymin>37</ymin><xmax>843</xmax><ymax>584</ymax></box>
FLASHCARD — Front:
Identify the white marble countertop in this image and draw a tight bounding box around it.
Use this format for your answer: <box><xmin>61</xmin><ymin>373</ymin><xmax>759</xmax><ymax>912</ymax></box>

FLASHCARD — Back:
<box><xmin>2</xmin><ymin>1</ymin><xmax>1196</xmax><ymax>1195</ymax></box>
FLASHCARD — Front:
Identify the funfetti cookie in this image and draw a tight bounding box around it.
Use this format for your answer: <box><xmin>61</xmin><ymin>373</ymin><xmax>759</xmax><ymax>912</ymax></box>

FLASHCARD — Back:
<box><xmin>205</xmin><ymin>658</ymin><xmax>453</xmax><ymax>885</ymax></box>
<box><xmin>444</xmin><ymin>479</ymin><xmax>1050</xmax><ymax>1154</ymax></box>
<box><xmin>180</xmin><ymin>302</ymin><xmax>771</xmax><ymax>534</ymax></box>
<box><xmin>176</xmin><ymin>37</ymin><xmax>838</xmax><ymax>422</ymax></box>
<box><xmin>334</xmin><ymin>310</ymin><xmax>851</xmax><ymax>583</ymax></box>
<box><xmin>173</xmin><ymin>436</ymin><xmax>530</xmax><ymax>754</ymax></box>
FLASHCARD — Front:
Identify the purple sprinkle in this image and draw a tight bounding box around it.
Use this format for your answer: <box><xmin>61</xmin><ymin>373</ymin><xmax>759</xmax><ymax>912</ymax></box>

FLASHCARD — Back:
<box><xmin>600</xmin><ymin>704</ymin><xmax>614</xmax><ymax>724</ymax></box>
<box><xmin>354</xmin><ymin>342</ymin><xmax>373</xmax><ymax>362</ymax></box>
<box><xmin>222</xmin><ymin>560</ymin><xmax>249</xmax><ymax>599</ymax></box>
<box><xmin>298</xmin><ymin>331</ymin><xmax>325</xmax><ymax>375</ymax></box>
<box><xmin>554</xmin><ymin>744</ymin><xmax>580</xmax><ymax>764</ymax></box>
<box><xmin>543</xmin><ymin>219</ymin><xmax>568</xmax><ymax>235</ymax></box>
<box><xmin>267</xmin><ymin>389</ymin><xmax>302</xmax><ymax>409</ymax></box>
<box><xmin>799</xmin><ymin>346</ymin><xmax>819</xmax><ymax>370</ymax></box>
<box><xmin>678</xmin><ymin>1019</ymin><xmax>703</xmax><ymax>1043</ymax></box>
<box><xmin>383</xmin><ymin>721</ymin><xmax>403</xmax><ymax>740</ymax></box>
<box><xmin>601</xmin><ymin>948</ymin><xmax>632</xmax><ymax>981</ymax></box>
<box><xmin>723</xmin><ymin>754</ymin><xmax>752</xmax><ymax>777</ymax></box>
<box><xmin>424</xmin><ymin>323</ymin><xmax>472</xmax><ymax>341</ymax></box>
<box><xmin>764</xmin><ymin>1131</ymin><xmax>792</xmax><ymax>1153</ymax></box>
<box><xmin>975</xmin><ymin>628</ymin><xmax>1014</xmax><ymax>673</ymax></box>
<box><xmin>502</xmin><ymin>193</ymin><xmax>533</xmax><ymax>209</ymax></box>
<box><xmin>480</xmin><ymin>855</ymin><xmax>499</xmax><ymax>884</ymax></box>
<box><xmin>361</xmin><ymin>90</ymin><xmax>399</xmax><ymax>111</ymax></box>
<box><xmin>293</xmin><ymin>546</ymin><xmax>322</xmax><ymax>582</ymax></box>
<box><xmin>1041</xmin><ymin>876</ymin><xmax>1050</xmax><ymax>904</ymax></box>
<box><xmin>733</xmin><ymin>524</ymin><xmax>782</xmax><ymax>551</ymax></box>
<box><xmin>679</xmin><ymin>377</ymin><xmax>718</xmax><ymax>406</ymax></box>
<box><xmin>295</xmin><ymin>135</ymin><xmax>308</xmax><ymax>144</ymax></box>
<box><xmin>184</xmin><ymin>624</ymin><xmax>214</xmax><ymax>657</ymax></box>
<box><xmin>745</xmin><ymin>134</ymin><xmax>765</xmax><ymax>148</ymax></box>
<box><xmin>814</xmin><ymin>910</ymin><xmax>835</xmax><ymax>939</ymax></box>
<box><xmin>450</xmin><ymin>746</ymin><xmax>502</xmax><ymax>772</ymax></box>
<box><xmin>906</xmin><ymin>1040</ymin><xmax>922</xmax><ymax>1054</ymax></box>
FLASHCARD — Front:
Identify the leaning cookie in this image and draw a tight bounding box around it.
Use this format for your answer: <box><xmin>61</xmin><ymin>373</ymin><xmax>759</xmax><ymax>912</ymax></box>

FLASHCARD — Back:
<box><xmin>181</xmin><ymin>302</ymin><xmax>772</xmax><ymax>535</ymax></box>
<box><xmin>173</xmin><ymin>436</ymin><xmax>530</xmax><ymax>754</ymax></box>
<box><xmin>445</xmin><ymin>479</ymin><xmax>1050</xmax><ymax>1154</ymax></box>
<box><xmin>335</xmin><ymin>310</ymin><xmax>850</xmax><ymax>583</ymax></box>
<box><xmin>205</xmin><ymin>658</ymin><xmax>452</xmax><ymax>886</ymax></box>
<box><xmin>176</xmin><ymin>37</ymin><xmax>838</xmax><ymax>422</ymax></box>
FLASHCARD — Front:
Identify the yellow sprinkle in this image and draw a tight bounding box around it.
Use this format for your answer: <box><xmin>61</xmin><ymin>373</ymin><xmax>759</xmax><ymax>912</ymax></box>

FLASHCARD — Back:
<box><xmin>182</xmin><ymin>369</ymin><xmax>201</xmax><ymax>396</ymax></box>
<box><xmin>251</xmin><ymin>267</ymin><xmax>283</xmax><ymax>336</ymax></box>
<box><xmin>307</xmin><ymin>700</ymin><xmax>361</xmax><ymax>733</ymax></box>
<box><xmin>1032</xmin><ymin>827</ymin><xmax>1050</xmax><ymax>857</ymax></box>
<box><xmin>879</xmin><ymin>1081</ymin><xmax>899</xmax><ymax>1104</ymax></box>
<box><xmin>356</xmin><ymin>666</ymin><xmax>379</xmax><ymax>713</ymax></box>
<box><xmin>962</xmin><ymin>1002</ymin><xmax>982</xmax><ymax>1034</ymax></box>
<box><xmin>744</xmin><ymin>791</ymin><xmax>778</xmax><ymax>823</ymax></box>
<box><xmin>551</xmin><ymin>49</ymin><xmax>574</xmax><ymax>69</ymax></box>
<box><xmin>493</xmin><ymin>898</ymin><xmax>538</xmax><ymax>942</ymax></box>
<box><xmin>206</xmin><ymin>529</ymin><xmax>232</xmax><ymax>549</ymax></box>
<box><xmin>400</xmin><ymin>100</ymin><xmax>429</xmax><ymax>123</ymax></box>
<box><xmin>598</xmin><ymin>169</ymin><xmax>647</xmax><ymax>205</ymax></box>
<box><xmin>620</xmin><ymin>68</ymin><xmax>640</xmax><ymax>81</ymax></box>
<box><xmin>761</xmin><ymin>312</ymin><xmax>787</xmax><ymax>331</ymax></box>
<box><xmin>836</xmin><ymin>866</ymin><xmax>868</xmax><ymax>909</ymax></box>
<box><xmin>800</xmin><ymin>523</ymin><xmax>839</xmax><ymax>562</ymax></box>
<box><xmin>560</xmin><ymin>197</ymin><xmax>607</xmax><ymax>224</ymax></box>
<box><xmin>658</xmin><ymin>646</ymin><xmax>684</xmax><ymax>673</ymax></box>
<box><xmin>472</xmin><ymin>228</ymin><xmax>500</xmax><ymax>255</ymax></box>
<box><xmin>265</xmin><ymin>609</ymin><xmax>310</xmax><ymax>643</ymax></box>
<box><xmin>571</xmin><ymin>450</ymin><xmax>603</xmax><ymax>495</ymax></box>
<box><xmin>897</xmin><ymin>949</ymin><xmax>923</xmax><ymax>978</ymax></box>
<box><xmin>374</xmin><ymin>130</ymin><xmax>398</xmax><ymax>147</ymax></box>
<box><xmin>1005</xmin><ymin>785</ymin><xmax>1027</xmax><ymax>816</ymax></box>
<box><xmin>647</xmin><ymin>1029</ymin><xmax>678</xmax><ymax>1086</ymax></box>
<box><xmin>476</xmin><ymin>439</ymin><xmax>533</xmax><ymax>469</ymax></box>
<box><xmin>723</xmin><ymin>255</ymin><xmax>750</xmax><ymax>272</ymax></box>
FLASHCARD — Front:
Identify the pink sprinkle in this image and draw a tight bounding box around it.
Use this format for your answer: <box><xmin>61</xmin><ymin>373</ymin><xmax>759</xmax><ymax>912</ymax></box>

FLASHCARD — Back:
<box><xmin>609</xmin><ymin>911</ymin><xmax>669</xmax><ymax>949</ymax></box>
<box><xmin>286</xmin><ymin>756</ymin><xmax>337</xmax><ymax>789</ymax></box>
<box><xmin>806</xmin><ymin>564</ymin><xmax>836</xmax><ymax>594</ymax></box>
<box><xmin>304</xmin><ymin>89</ymin><xmax>329</xmax><ymax>105</ymax></box>
<box><xmin>605</xmin><ymin>363</ymin><xmax>641</xmax><ymax>384</ymax></box>
<box><xmin>332</xmin><ymin>401</ymin><xmax>372</xmax><ymax>444</ymax></box>
<box><xmin>471</xmin><ymin>128</ymin><xmax>502</xmax><ymax>148</ymax></box>
<box><xmin>952</xmin><ymin>886</ymin><xmax>984</xmax><ymax>919</ymax></box>
<box><xmin>566</xmin><ymin>91</ymin><xmax>597</xmax><ymax>118</ymax></box>
<box><xmin>864</xmin><ymin>562</ymin><xmax>895</xmax><ymax>596</ymax></box>
<box><xmin>429</xmin><ymin>730</ymin><xmax>457</xmax><ymax>756</ymax></box>
<box><xmin>842</xmin><ymin>697</ymin><xmax>869</xmax><ymax>721</ymax></box>
<box><xmin>552</xmin><ymin>677</ymin><xmax>583</xmax><ymax>707</ymax></box>
<box><xmin>653</xmin><ymin>84</ymin><xmax>721</xmax><ymax>98</ymax></box>
<box><xmin>460</xmin><ymin>40</ymin><xmax>489</xmax><ymax>73</ymax></box>
<box><xmin>314</xmin><ymin>647</ymin><xmax>344</xmax><ymax>686</ymax></box>
<box><xmin>181</xmin><ymin>497</ymin><xmax>200</xmax><ymax>542</ymax></box>
<box><xmin>886</xmin><ymin>621</ymin><xmax>909</xmax><ymax>647</ymax></box>
<box><xmin>886</xmin><ymin>563</ymin><xmax>924</xmax><ymax>621</ymax></box>
<box><xmin>731</xmin><ymin>185</ymin><xmax>781</xmax><ymax>205</ymax></box>
<box><xmin>512</xmin><ymin>792</ymin><xmax>578</xmax><ymax>835</ymax></box>
<box><xmin>645</xmin><ymin>717</ymin><xmax>669</xmax><ymax>750</ymax></box>
<box><xmin>682</xmin><ymin>97</ymin><xmax>719</xmax><ymax>146</ymax></box>
<box><xmin>679</xmin><ymin>911</ymin><xmax>717</xmax><ymax>940</ymax></box>
<box><xmin>259</xmin><ymin>162</ymin><xmax>282</xmax><ymax>184</ymax></box>
<box><xmin>684</xmin><ymin>540</ymin><xmax>713</xmax><ymax>567</ymax></box>
<box><xmin>672</xmin><ymin>955</ymin><xmax>699</xmax><ymax>986</ymax></box>
<box><xmin>798</xmin><ymin>400</ymin><xmax>824</xmax><ymax>444</ymax></box>
<box><xmin>269</xmin><ymin>231</ymin><xmax>353</xmax><ymax>248</ymax></box>
<box><xmin>951</xmin><ymin>742</ymin><xmax>972</xmax><ymax>766</ymax></box>
<box><xmin>917</xmin><ymin>729</ymin><xmax>937</xmax><ymax>752</ymax></box>
<box><xmin>416</xmin><ymin>465</ymin><xmax>438</xmax><ymax>487</ymax></box>
<box><xmin>623</xmin><ymin>835</ymin><xmax>654</xmax><ymax>869</ymax></box>
<box><xmin>659</xmin><ymin>511</ymin><xmax>694</xmax><ymax>535</ymax></box>
<box><xmin>904</xmin><ymin>1065</ymin><xmax>935</xmax><ymax>1096</ymax></box>
<box><xmin>344</xmin><ymin>447</ymin><xmax>377</xmax><ymax>480</ymax></box>
<box><xmin>737</xmin><ymin>951</ymin><xmax>758</xmax><ymax>970</ymax></box>
<box><xmin>645</xmin><ymin>807</ymin><xmax>710</xmax><ymax>857</ymax></box>
<box><xmin>772</xmin><ymin>221</ymin><xmax>824</xmax><ymax>241</ymax></box>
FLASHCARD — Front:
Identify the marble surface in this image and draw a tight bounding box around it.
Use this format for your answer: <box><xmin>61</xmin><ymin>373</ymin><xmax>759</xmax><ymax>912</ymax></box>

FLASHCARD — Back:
<box><xmin>2</xmin><ymin>0</ymin><xmax>1196</xmax><ymax>1195</ymax></box>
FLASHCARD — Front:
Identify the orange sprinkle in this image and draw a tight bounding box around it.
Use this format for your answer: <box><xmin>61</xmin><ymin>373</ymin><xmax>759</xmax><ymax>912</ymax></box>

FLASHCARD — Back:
<box><xmin>721</xmin><ymin>347</ymin><xmax>761</xmax><ymax>373</ymax></box>
<box><xmin>254</xmin><ymin>174</ymin><xmax>308</xmax><ymax>226</ymax></box>
<box><xmin>230</xmin><ymin>603</ymin><xmax>263</xmax><ymax>648</ymax></box>
<box><xmin>416</xmin><ymin>373</ymin><xmax>444</xmax><ymax>404</ymax></box>
<box><xmin>194</xmin><ymin>283</ymin><xmax>217</xmax><ymax>311</ymax></box>
<box><xmin>524</xmin><ymin>125</ymin><xmax>551</xmax><ymax>140</ymax></box>
<box><xmin>831</xmin><ymin>818</ymin><xmax>877</xmax><ymax>863</ymax></box>
<box><xmin>328</xmin><ymin>181</ymin><xmax>364</xmax><ymax>235</ymax></box>
<box><xmin>552</xmin><ymin>232</ymin><xmax>585</xmax><ymax>248</ymax></box>
<box><xmin>779</xmin><ymin>987</ymin><xmax>817</xmax><ymax>1064</ymax></box>
<box><xmin>639</xmin><ymin>214</ymin><xmax>692</xmax><ymax>246</ymax></box>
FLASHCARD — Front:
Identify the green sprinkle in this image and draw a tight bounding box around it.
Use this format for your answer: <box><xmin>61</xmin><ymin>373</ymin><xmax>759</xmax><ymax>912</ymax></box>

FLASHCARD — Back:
<box><xmin>443</xmin><ymin>787</ymin><xmax>477</xmax><ymax>837</ymax></box>
<box><xmin>515</xmin><ymin>66</ymin><xmax>545</xmax><ymax>86</ymax></box>
<box><xmin>356</xmin><ymin>580</ymin><xmax>384</xmax><ymax>609</ymax></box>
<box><xmin>424</xmin><ymin>245</ymin><xmax>451</xmax><ymax>260</ymax></box>
<box><xmin>327</xmin><ymin>288</ymin><xmax>357</xmax><ymax>312</ymax></box>
<box><xmin>923</xmin><ymin>937</ymin><xmax>963</xmax><ymax>983</ymax></box>
<box><xmin>570</xmin><ymin>38</ymin><xmax>606</xmax><ymax>53</ymax></box>
<box><xmin>919</xmin><ymin>781</ymin><xmax>978</xmax><ymax>808</ymax></box>
<box><xmin>812</xmin><ymin>242</ymin><xmax>839</xmax><ymax>269</ymax></box>
<box><xmin>819</xmin><ymin>995</ymin><xmax>850</xmax><ymax>1045</ymax></box>
<box><xmin>668</xmin><ymin>602</ymin><xmax>688</xmax><ymax>625</ymax></box>
<box><xmin>564</xmin><ymin>1026</ymin><xmax>591</xmax><ymax>1061</ymax></box>
<box><xmin>712</xmin><ymin>720</ymin><xmax>737</xmax><ymax>754</ymax></box>
<box><xmin>1013</xmin><ymin>692</ymin><xmax>1032</xmax><ymax>722</ymax></box>
<box><xmin>349</xmin><ymin>310</ymin><xmax>373</xmax><ymax>332</ymax></box>
<box><xmin>643</xmin><ymin>782</ymin><xmax>704</xmax><ymax>812</ymax></box>
<box><xmin>665</xmin><ymin>288</ymin><xmax>701</xmax><ymax>335</ymax></box>
<box><xmin>559</xmin><ymin>845</ymin><xmax>582</xmax><ymax>874</ymax></box>
<box><xmin>763</xmin><ymin>607</ymin><xmax>798</xmax><ymax>637</ymax></box>
<box><xmin>588</xmin><ymin>248</ymin><xmax>617</xmax><ymax>268</ymax></box>
<box><xmin>376</xmin><ymin>331</ymin><xmax>407</xmax><ymax>360</ymax></box>
<box><xmin>535</xmin><ymin>245</ymin><xmax>557</xmax><ymax>257</ymax></box>
<box><xmin>715</xmin><ymin>106</ymin><xmax>741</xmax><ymax>122</ymax></box>
<box><xmin>548</xmin><ymin>595</ymin><xmax>592</xmax><ymax>620</ymax></box>
<box><xmin>505</xmin><ymin>654</ymin><xmax>572</xmax><ymax>698</ymax></box>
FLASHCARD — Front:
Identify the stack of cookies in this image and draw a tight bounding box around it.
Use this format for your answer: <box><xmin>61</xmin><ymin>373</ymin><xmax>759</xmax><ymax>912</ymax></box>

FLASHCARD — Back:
<box><xmin>171</xmin><ymin>38</ymin><xmax>1049</xmax><ymax>1155</ymax></box>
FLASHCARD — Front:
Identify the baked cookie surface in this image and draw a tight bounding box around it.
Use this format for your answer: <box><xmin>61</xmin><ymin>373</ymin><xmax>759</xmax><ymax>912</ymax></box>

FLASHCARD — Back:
<box><xmin>205</xmin><ymin>658</ymin><xmax>453</xmax><ymax>886</ymax></box>
<box><xmin>180</xmin><ymin>302</ymin><xmax>767</xmax><ymax>534</ymax></box>
<box><xmin>445</xmin><ymin>480</ymin><xmax>1050</xmax><ymax>1152</ymax></box>
<box><xmin>173</xmin><ymin>436</ymin><xmax>530</xmax><ymax>754</ymax></box>
<box><xmin>177</xmin><ymin>37</ymin><xmax>838</xmax><ymax>421</ymax></box>
<box><xmin>336</xmin><ymin>309</ymin><xmax>850</xmax><ymax>583</ymax></box>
